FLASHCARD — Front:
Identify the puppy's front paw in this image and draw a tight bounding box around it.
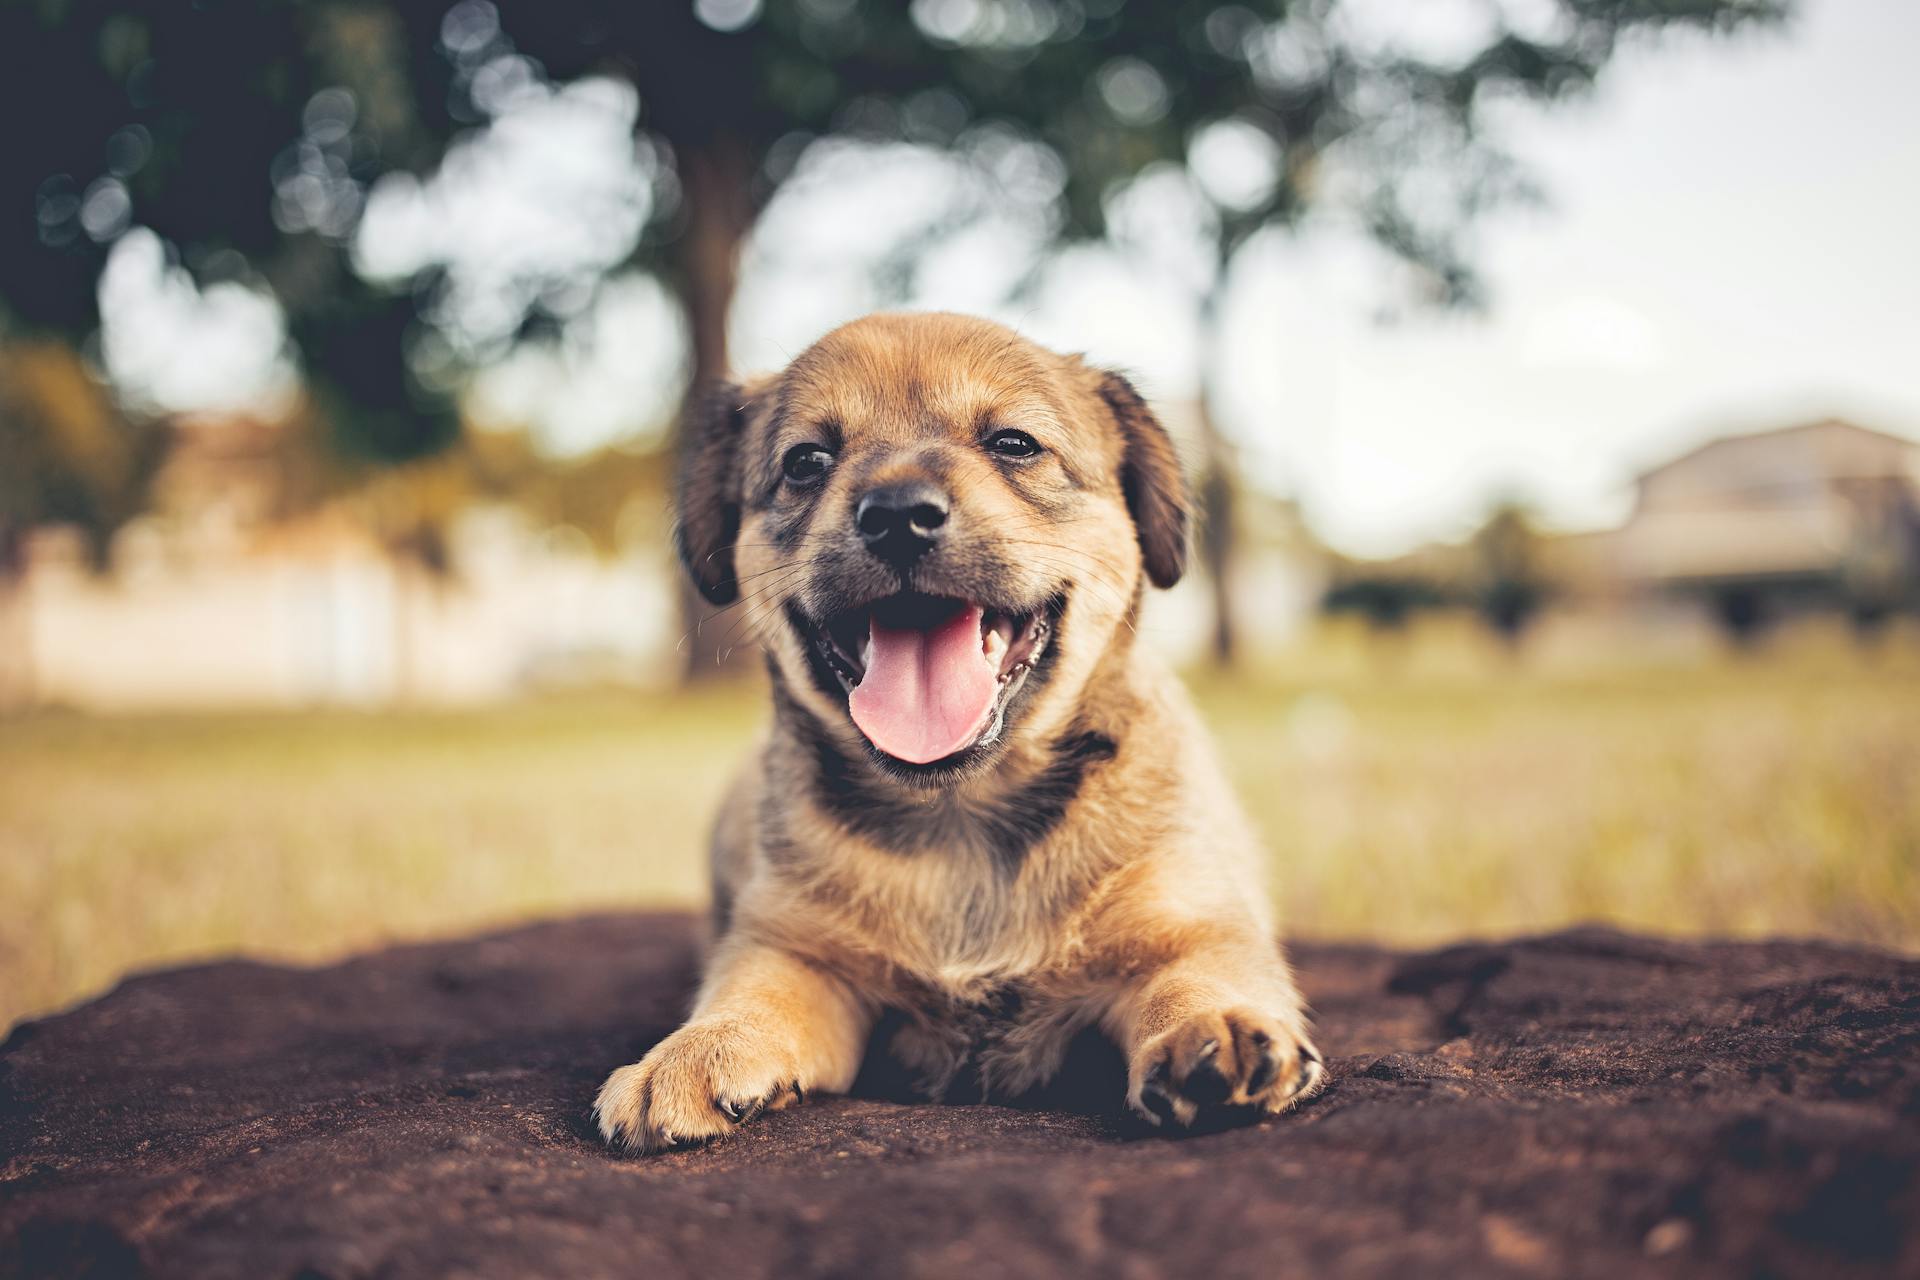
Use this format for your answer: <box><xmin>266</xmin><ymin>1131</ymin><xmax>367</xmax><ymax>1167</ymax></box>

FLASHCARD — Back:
<box><xmin>594</xmin><ymin>1019</ymin><xmax>805</xmax><ymax>1152</ymax></box>
<box><xmin>1128</xmin><ymin>1005</ymin><xmax>1323</xmax><ymax>1129</ymax></box>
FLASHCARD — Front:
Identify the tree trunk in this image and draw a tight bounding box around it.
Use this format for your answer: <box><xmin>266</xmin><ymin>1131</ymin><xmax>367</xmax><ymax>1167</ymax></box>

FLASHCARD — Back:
<box><xmin>1197</xmin><ymin>425</ymin><xmax>1238</xmax><ymax>668</ymax></box>
<box><xmin>673</xmin><ymin>136</ymin><xmax>756</xmax><ymax>682</ymax></box>
<box><xmin>389</xmin><ymin>556</ymin><xmax>414</xmax><ymax>707</ymax></box>
<box><xmin>1196</xmin><ymin>292</ymin><xmax>1241</xmax><ymax>670</ymax></box>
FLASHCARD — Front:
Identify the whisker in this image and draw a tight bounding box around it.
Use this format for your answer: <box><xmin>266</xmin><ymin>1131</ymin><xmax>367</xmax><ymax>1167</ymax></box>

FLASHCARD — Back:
<box><xmin>676</xmin><ymin>568</ymin><xmax>807</xmax><ymax>653</ymax></box>
<box><xmin>717</xmin><ymin>587</ymin><xmax>806</xmax><ymax>663</ymax></box>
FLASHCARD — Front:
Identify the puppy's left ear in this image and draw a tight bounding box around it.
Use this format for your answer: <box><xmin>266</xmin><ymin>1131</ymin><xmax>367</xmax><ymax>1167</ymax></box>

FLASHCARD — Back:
<box><xmin>1097</xmin><ymin>371</ymin><xmax>1190</xmax><ymax>589</ymax></box>
<box><xmin>674</xmin><ymin>380</ymin><xmax>754</xmax><ymax>605</ymax></box>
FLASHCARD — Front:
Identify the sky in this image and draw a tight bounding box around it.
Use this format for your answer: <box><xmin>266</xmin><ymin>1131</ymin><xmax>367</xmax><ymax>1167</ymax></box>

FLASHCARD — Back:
<box><xmin>98</xmin><ymin>0</ymin><xmax>1920</xmax><ymax>559</ymax></box>
<box><xmin>1214</xmin><ymin>0</ymin><xmax>1920</xmax><ymax>554</ymax></box>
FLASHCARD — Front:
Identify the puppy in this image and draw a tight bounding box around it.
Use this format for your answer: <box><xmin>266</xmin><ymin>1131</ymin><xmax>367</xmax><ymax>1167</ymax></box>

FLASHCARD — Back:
<box><xmin>596</xmin><ymin>313</ymin><xmax>1322</xmax><ymax>1150</ymax></box>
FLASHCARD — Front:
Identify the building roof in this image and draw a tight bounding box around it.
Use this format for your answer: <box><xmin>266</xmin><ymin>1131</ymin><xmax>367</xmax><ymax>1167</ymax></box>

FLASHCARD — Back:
<box><xmin>1638</xmin><ymin>419</ymin><xmax>1920</xmax><ymax>491</ymax></box>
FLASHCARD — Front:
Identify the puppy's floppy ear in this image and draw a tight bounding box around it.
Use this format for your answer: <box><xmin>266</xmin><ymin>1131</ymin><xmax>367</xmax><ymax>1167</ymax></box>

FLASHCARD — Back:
<box><xmin>674</xmin><ymin>381</ymin><xmax>753</xmax><ymax>605</ymax></box>
<box><xmin>1097</xmin><ymin>371</ymin><xmax>1190</xmax><ymax>589</ymax></box>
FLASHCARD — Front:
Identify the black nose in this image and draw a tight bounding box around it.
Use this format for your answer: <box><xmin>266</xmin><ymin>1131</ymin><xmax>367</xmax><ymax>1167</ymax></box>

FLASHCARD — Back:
<box><xmin>855</xmin><ymin>482</ymin><xmax>950</xmax><ymax>566</ymax></box>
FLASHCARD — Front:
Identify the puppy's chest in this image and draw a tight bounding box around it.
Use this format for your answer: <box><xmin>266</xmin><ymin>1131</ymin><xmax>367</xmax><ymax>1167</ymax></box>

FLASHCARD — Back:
<box><xmin>827</xmin><ymin>873</ymin><xmax>1107</xmax><ymax>1100</ymax></box>
<box><xmin>868</xmin><ymin>975</ymin><xmax>1096</xmax><ymax>1103</ymax></box>
<box><xmin>909</xmin><ymin>978</ymin><xmax>1028</xmax><ymax>1050</ymax></box>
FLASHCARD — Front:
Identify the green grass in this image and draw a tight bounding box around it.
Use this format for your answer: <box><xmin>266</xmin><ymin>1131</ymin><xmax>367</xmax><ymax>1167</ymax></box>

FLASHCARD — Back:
<box><xmin>5</xmin><ymin>634</ymin><xmax>1919</xmax><ymax>1032</ymax></box>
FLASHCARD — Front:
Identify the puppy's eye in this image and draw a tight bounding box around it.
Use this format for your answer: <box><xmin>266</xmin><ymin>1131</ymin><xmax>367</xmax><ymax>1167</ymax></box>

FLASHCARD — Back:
<box><xmin>781</xmin><ymin>444</ymin><xmax>835</xmax><ymax>485</ymax></box>
<box><xmin>985</xmin><ymin>429</ymin><xmax>1040</xmax><ymax>459</ymax></box>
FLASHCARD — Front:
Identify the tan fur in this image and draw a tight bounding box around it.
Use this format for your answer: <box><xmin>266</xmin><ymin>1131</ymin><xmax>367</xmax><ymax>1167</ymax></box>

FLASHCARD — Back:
<box><xmin>595</xmin><ymin>313</ymin><xmax>1322</xmax><ymax>1151</ymax></box>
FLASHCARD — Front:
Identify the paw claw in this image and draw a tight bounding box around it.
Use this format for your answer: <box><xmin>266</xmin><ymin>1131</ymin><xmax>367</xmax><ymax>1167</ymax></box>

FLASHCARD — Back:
<box><xmin>1129</xmin><ymin>1005</ymin><xmax>1321</xmax><ymax>1129</ymax></box>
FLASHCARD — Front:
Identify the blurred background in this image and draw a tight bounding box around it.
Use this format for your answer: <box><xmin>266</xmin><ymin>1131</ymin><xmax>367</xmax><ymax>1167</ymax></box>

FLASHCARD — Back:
<box><xmin>3</xmin><ymin>0</ymin><xmax>1917</xmax><ymax>1033</ymax></box>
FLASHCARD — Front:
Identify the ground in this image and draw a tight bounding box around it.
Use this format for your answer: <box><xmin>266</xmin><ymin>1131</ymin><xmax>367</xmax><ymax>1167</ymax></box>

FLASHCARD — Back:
<box><xmin>1</xmin><ymin>913</ymin><xmax>1916</xmax><ymax>1279</ymax></box>
<box><xmin>4</xmin><ymin>632</ymin><xmax>1918</xmax><ymax>1033</ymax></box>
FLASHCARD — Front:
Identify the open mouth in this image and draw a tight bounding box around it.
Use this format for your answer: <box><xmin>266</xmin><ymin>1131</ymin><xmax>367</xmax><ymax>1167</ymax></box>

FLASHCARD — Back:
<box><xmin>804</xmin><ymin>592</ymin><xmax>1058</xmax><ymax>767</ymax></box>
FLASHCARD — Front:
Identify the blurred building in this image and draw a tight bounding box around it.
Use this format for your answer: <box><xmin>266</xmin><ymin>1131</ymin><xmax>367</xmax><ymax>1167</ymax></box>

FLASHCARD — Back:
<box><xmin>1600</xmin><ymin>420</ymin><xmax>1920</xmax><ymax>631</ymax></box>
<box><xmin>1304</xmin><ymin>417</ymin><xmax>1920</xmax><ymax>657</ymax></box>
<box><xmin>0</xmin><ymin>416</ymin><xmax>678</xmax><ymax>711</ymax></box>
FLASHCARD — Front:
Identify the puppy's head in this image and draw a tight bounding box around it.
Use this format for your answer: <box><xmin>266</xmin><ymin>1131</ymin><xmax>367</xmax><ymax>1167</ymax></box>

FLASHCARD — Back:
<box><xmin>678</xmin><ymin>312</ymin><xmax>1188</xmax><ymax>784</ymax></box>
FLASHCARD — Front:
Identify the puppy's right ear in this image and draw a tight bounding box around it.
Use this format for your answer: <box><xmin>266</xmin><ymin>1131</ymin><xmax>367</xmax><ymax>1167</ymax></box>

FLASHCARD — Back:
<box><xmin>1096</xmin><ymin>371</ymin><xmax>1191</xmax><ymax>590</ymax></box>
<box><xmin>674</xmin><ymin>381</ymin><xmax>752</xmax><ymax>605</ymax></box>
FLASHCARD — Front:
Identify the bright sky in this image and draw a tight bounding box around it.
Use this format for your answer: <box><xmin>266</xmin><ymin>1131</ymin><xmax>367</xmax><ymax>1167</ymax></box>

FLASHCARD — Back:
<box><xmin>1214</xmin><ymin>0</ymin><xmax>1920</xmax><ymax>554</ymax></box>
<box><xmin>99</xmin><ymin>0</ymin><xmax>1920</xmax><ymax>558</ymax></box>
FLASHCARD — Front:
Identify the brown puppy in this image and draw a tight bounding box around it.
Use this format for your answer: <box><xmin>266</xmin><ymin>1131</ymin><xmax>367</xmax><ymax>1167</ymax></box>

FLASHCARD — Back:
<box><xmin>595</xmin><ymin>312</ymin><xmax>1322</xmax><ymax>1150</ymax></box>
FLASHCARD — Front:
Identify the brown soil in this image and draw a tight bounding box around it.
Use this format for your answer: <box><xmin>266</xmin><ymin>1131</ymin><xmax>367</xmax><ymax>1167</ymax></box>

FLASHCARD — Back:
<box><xmin>2</xmin><ymin>915</ymin><xmax>1915</xmax><ymax>1279</ymax></box>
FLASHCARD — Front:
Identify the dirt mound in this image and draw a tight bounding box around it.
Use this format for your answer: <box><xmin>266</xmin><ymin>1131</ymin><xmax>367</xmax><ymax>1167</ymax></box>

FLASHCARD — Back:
<box><xmin>3</xmin><ymin>915</ymin><xmax>1916</xmax><ymax>1278</ymax></box>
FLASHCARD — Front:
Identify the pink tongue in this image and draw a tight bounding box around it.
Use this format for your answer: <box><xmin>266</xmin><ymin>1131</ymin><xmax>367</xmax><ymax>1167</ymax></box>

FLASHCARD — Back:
<box><xmin>849</xmin><ymin>604</ymin><xmax>997</xmax><ymax>764</ymax></box>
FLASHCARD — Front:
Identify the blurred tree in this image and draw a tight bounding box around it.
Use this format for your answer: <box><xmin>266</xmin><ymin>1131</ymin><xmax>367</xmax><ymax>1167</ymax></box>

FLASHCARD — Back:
<box><xmin>0</xmin><ymin>341</ymin><xmax>165</xmax><ymax>704</ymax></box>
<box><xmin>0</xmin><ymin>342</ymin><xmax>164</xmax><ymax>575</ymax></box>
<box><xmin>0</xmin><ymin>0</ymin><xmax>1787</xmax><ymax>677</ymax></box>
<box><xmin>1468</xmin><ymin>501</ymin><xmax>1548</xmax><ymax>647</ymax></box>
<box><xmin>1320</xmin><ymin>571</ymin><xmax>1447</xmax><ymax>633</ymax></box>
<box><xmin>258</xmin><ymin>401</ymin><xmax>668</xmax><ymax>576</ymax></box>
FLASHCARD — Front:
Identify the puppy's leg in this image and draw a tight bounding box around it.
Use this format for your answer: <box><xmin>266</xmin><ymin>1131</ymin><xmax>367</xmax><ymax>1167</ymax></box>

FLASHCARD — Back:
<box><xmin>595</xmin><ymin>941</ymin><xmax>869</xmax><ymax>1152</ymax></box>
<box><xmin>1106</xmin><ymin>938</ymin><xmax>1323</xmax><ymax>1129</ymax></box>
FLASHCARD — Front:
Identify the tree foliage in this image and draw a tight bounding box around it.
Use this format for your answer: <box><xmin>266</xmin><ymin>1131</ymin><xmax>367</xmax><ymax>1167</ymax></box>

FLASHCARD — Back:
<box><xmin>0</xmin><ymin>342</ymin><xmax>164</xmax><ymax>574</ymax></box>
<box><xmin>0</xmin><ymin>0</ymin><xmax>1787</xmax><ymax>676</ymax></box>
<box><xmin>4</xmin><ymin>0</ymin><xmax>1787</xmax><ymax>447</ymax></box>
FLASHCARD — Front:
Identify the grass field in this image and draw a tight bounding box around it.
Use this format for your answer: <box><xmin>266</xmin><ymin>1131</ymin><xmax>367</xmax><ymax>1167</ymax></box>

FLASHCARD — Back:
<box><xmin>4</xmin><ymin>630</ymin><xmax>1919</xmax><ymax>1032</ymax></box>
